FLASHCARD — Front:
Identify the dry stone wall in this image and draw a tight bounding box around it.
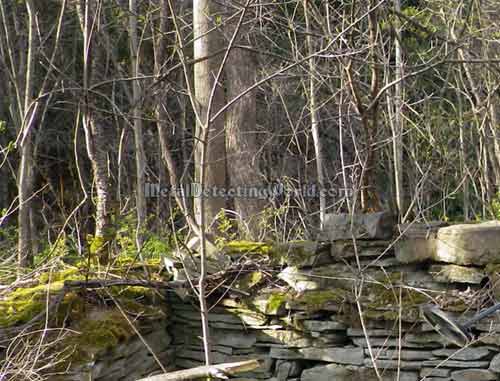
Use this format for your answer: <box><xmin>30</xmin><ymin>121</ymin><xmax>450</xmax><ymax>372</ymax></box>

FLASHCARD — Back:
<box><xmin>19</xmin><ymin>215</ymin><xmax>500</xmax><ymax>380</ymax></box>
<box><xmin>167</xmin><ymin>217</ymin><xmax>500</xmax><ymax>381</ymax></box>
<box><xmin>62</xmin><ymin>322</ymin><xmax>174</xmax><ymax>381</ymax></box>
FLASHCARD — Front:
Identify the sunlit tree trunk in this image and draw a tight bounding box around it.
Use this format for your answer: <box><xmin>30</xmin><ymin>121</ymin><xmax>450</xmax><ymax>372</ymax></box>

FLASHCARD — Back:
<box><xmin>193</xmin><ymin>0</ymin><xmax>226</xmax><ymax>229</ymax></box>
<box><xmin>392</xmin><ymin>0</ymin><xmax>404</xmax><ymax>220</ymax></box>
<box><xmin>17</xmin><ymin>0</ymin><xmax>36</xmax><ymax>270</ymax></box>
<box><xmin>303</xmin><ymin>0</ymin><xmax>326</xmax><ymax>228</ymax></box>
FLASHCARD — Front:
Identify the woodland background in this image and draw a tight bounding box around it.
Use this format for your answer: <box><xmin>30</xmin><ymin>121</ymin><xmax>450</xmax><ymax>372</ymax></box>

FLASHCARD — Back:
<box><xmin>1</xmin><ymin>0</ymin><xmax>500</xmax><ymax>273</ymax></box>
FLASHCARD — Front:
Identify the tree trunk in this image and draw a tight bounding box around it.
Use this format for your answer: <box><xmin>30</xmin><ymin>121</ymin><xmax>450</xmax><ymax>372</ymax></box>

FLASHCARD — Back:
<box><xmin>303</xmin><ymin>0</ymin><xmax>326</xmax><ymax>229</ymax></box>
<box><xmin>392</xmin><ymin>0</ymin><xmax>404</xmax><ymax>220</ymax></box>
<box><xmin>129</xmin><ymin>0</ymin><xmax>147</xmax><ymax>251</ymax></box>
<box><xmin>77</xmin><ymin>0</ymin><xmax>113</xmax><ymax>263</ymax></box>
<box><xmin>193</xmin><ymin>0</ymin><xmax>227</xmax><ymax>229</ymax></box>
<box><xmin>17</xmin><ymin>0</ymin><xmax>36</xmax><ymax>271</ymax></box>
<box><xmin>225</xmin><ymin>10</ymin><xmax>265</xmax><ymax>239</ymax></box>
<box><xmin>152</xmin><ymin>0</ymin><xmax>200</xmax><ymax>236</ymax></box>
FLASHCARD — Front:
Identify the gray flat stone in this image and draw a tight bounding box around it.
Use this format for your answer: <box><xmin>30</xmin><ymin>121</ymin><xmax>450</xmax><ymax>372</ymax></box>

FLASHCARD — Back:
<box><xmin>489</xmin><ymin>353</ymin><xmax>500</xmax><ymax>372</ymax></box>
<box><xmin>451</xmin><ymin>369</ymin><xmax>497</xmax><ymax>381</ymax></box>
<box><xmin>352</xmin><ymin>337</ymin><xmax>442</xmax><ymax>349</ymax></box>
<box><xmin>331</xmin><ymin>240</ymin><xmax>393</xmax><ymax>259</ymax></box>
<box><xmin>212</xmin><ymin>331</ymin><xmax>257</xmax><ymax>349</ymax></box>
<box><xmin>347</xmin><ymin>328</ymin><xmax>395</xmax><ymax>337</ymax></box>
<box><xmin>301</xmin><ymin>364</ymin><xmax>356</xmax><ymax>381</ymax></box>
<box><xmin>432</xmin><ymin>347</ymin><xmax>491</xmax><ymax>361</ymax></box>
<box><xmin>363</xmin><ymin>369</ymin><xmax>418</xmax><ymax>381</ymax></box>
<box><xmin>302</xmin><ymin>320</ymin><xmax>346</xmax><ymax>331</ymax></box>
<box><xmin>302</xmin><ymin>364</ymin><xmax>419</xmax><ymax>381</ymax></box>
<box><xmin>368</xmin><ymin>348</ymin><xmax>434</xmax><ymax>360</ymax></box>
<box><xmin>421</xmin><ymin>368</ymin><xmax>451</xmax><ymax>378</ymax></box>
<box><xmin>394</xmin><ymin>222</ymin><xmax>446</xmax><ymax>263</ymax></box>
<box><xmin>276</xmin><ymin>360</ymin><xmax>302</xmax><ymax>381</ymax></box>
<box><xmin>423</xmin><ymin>360</ymin><xmax>489</xmax><ymax>368</ymax></box>
<box><xmin>478</xmin><ymin>333</ymin><xmax>500</xmax><ymax>346</ymax></box>
<box><xmin>435</xmin><ymin>221</ymin><xmax>500</xmax><ymax>265</ymax></box>
<box><xmin>256</xmin><ymin>330</ymin><xmax>312</xmax><ymax>348</ymax></box>
<box><xmin>429</xmin><ymin>264</ymin><xmax>485</xmax><ymax>284</ymax></box>
<box><xmin>319</xmin><ymin>212</ymin><xmax>395</xmax><ymax>241</ymax></box>
<box><xmin>174</xmin><ymin>309</ymin><xmax>267</xmax><ymax>326</ymax></box>
<box><xmin>405</xmin><ymin>332</ymin><xmax>448</xmax><ymax>344</ymax></box>
<box><xmin>363</xmin><ymin>359</ymin><xmax>422</xmax><ymax>370</ymax></box>
<box><xmin>270</xmin><ymin>346</ymin><xmax>364</xmax><ymax>365</ymax></box>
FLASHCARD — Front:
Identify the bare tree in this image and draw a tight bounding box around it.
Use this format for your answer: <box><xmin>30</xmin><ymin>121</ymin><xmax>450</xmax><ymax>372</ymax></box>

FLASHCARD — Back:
<box><xmin>129</xmin><ymin>0</ymin><xmax>147</xmax><ymax>251</ymax></box>
<box><xmin>193</xmin><ymin>0</ymin><xmax>227</xmax><ymax>230</ymax></box>
<box><xmin>303</xmin><ymin>0</ymin><xmax>326</xmax><ymax>227</ymax></box>
<box><xmin>224</xmin><ymin>2</ymin><xmax>265</xmax><ymax>238</ymax></box>
<box><xmin>76</xmin><ymin>0</ymin><xmax>113</xmax><ymax>263</ymax></box>
<box><xmin>391</xmin><ymin>0</ymin><xmax>405</xmax><ymax>220</ymax></box>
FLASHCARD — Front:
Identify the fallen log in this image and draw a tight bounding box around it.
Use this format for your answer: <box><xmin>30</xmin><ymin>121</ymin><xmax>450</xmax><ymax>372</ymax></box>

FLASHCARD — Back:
<box><xmin>135</xmin><ymin>359</ymin><xmax>260</xmax><ymax>381</ymax></box>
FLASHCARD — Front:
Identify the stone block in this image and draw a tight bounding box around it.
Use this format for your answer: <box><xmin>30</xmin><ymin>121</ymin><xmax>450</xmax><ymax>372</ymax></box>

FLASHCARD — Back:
<box><xmin>319</xmin><ymin>212</ymin><xmax>395</xmax><ymax>241</ymax></box>
<box><xmin>451</xmin><ymin>369</ymin><xmax>497</xmax><ymax>381</ymax></box>
<box><xmin>435</xmin><ymin>221</ymin><xmax>500</xmax><ymax>265</ymax></box>
<box><xmin>429</xmin><ymin>264</ymin><xmax>485</xmax><ymax>284</ymax></box>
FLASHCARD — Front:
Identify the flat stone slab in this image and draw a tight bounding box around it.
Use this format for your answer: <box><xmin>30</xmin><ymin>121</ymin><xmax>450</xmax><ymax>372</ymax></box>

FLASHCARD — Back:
<box><xmin>319</xmin><ymin>211</ymin><xmax>395</xmax><ymax>241</ymax></box>
<box><xmin>301</xmin><ymin>365</ymin><xmax>418</xmax><ymax>381</ymax></box>
<box><xmin>429</xmin><ymin>264</ymin><xmax>486</xmax><ymax>284</ymax></box>
<box><xmin>270</xmin><ymin>346</ymin><xmax>364</xmax><ymax>365</ymax></box>
<box><xmin>347</xmin><ymin>328</ymin><xmax>396</xmax><ymax>337</ymax></box>
<box><xmin>256</xmin><ymin>330</ymin><xmax>315</xmax><ymax>348</ymax></box>
<box><xmin>451</xmin><ymin>369</ymin><xmax>497</xmax><ymax>381</ymax></box>
<box><xmin>432</xmin><ymin>347</ymin><xmax>491</xmax><ymax>361</ymax></box>
<box><xmin>421</xmin><ymin>368</ymin><xmax>451</xmax><ymax>378</ymax></box>
<box><xmin>423</xmin><ymin>360</ymin><xmax>489</xmax><ymax>368</ymax></box>
<box><xmin>363</xmin><ymin>359</ymin><xmax>422</xmax><ymax>370</ymax></box>
<box><xmin>435</xmin><ymin>221</ymin><xmax>500</xmax><ymax>265</ymax></box>
<box><xmin>302</xmin><ymin>320</ymin><xmax>346</xmax><ymax>332</ymax></box>
<box><xmin>352</xmin><ymin>337</ymin><xmax>442</xmax><ymax>349</ymax></box>
<box><xmin>367</xmin><ymin>348</ymin><xmax>435</xmax><ymax>360</ymax></box>
<box><xmin>301</xmin><ymin>364</ymin><xmax>356</xmax><ymax>381</ymax></box>
<box><xmin>331</xmin><ymin>240</ymin><xmax>393</xmax><ymax>259</ymax></box>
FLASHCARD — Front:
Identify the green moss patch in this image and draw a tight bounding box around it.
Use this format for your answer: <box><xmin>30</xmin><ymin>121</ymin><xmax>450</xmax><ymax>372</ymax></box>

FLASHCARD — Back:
<box><xmin>224</xmin><ymin>241</ymin><xmax>274</xmax><ymax>255</ymax></box>
<box><xmin>234</xmin><ymin>271</ymin><xmax>264</xmax><ymax>292</ymax></box>
<box><xmin>286</xmin><ymin>290</ymin><xmax>348</xmax><ymax>312</ymax></box>
<box><xmin>0</xmin><ymin>281</ymin><xmax>65</xmax><ymax>327</ymax></box>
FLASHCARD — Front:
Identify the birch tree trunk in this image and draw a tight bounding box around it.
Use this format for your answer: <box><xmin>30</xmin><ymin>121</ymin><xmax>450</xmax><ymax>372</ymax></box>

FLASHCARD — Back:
<box><xmin>77</xmin><ymin>0</ymin><xmax>113</xmax><ymax>263</ymax></box>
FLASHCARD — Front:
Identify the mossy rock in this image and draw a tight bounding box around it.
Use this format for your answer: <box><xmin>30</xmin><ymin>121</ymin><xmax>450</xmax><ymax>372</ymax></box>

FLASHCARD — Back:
<box><xmin>58</xmin><ymin>308</ymin><xmax>138</xmax><ymax>365</ymax></box>
<box><xmin>223</xmin><ymin>240</ymin><xmax>330</xmax><ymax>267</ymax></box>
<box><xmin>39</xmin><ymin>267</ymin><xmax>84</xmax><ymax>284</ymax></box>
<box><xmin>249</xmin><ymin>291</ymin><xmax>288</xmax><ymax>315</ymax></box>
<box><xmin>0</xmin><ymin>281</ymin><xmax>65</xmax><ymax>327</ymax></box>
<box><xmin>286</xmin><ymin>290</ymin><xmax>348</xmax><ymax>312</ymax></box>
<box><xmin>233</xmin><ymin>271</ymin><xmax>264</xmax><ymax>292</ymax></box>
